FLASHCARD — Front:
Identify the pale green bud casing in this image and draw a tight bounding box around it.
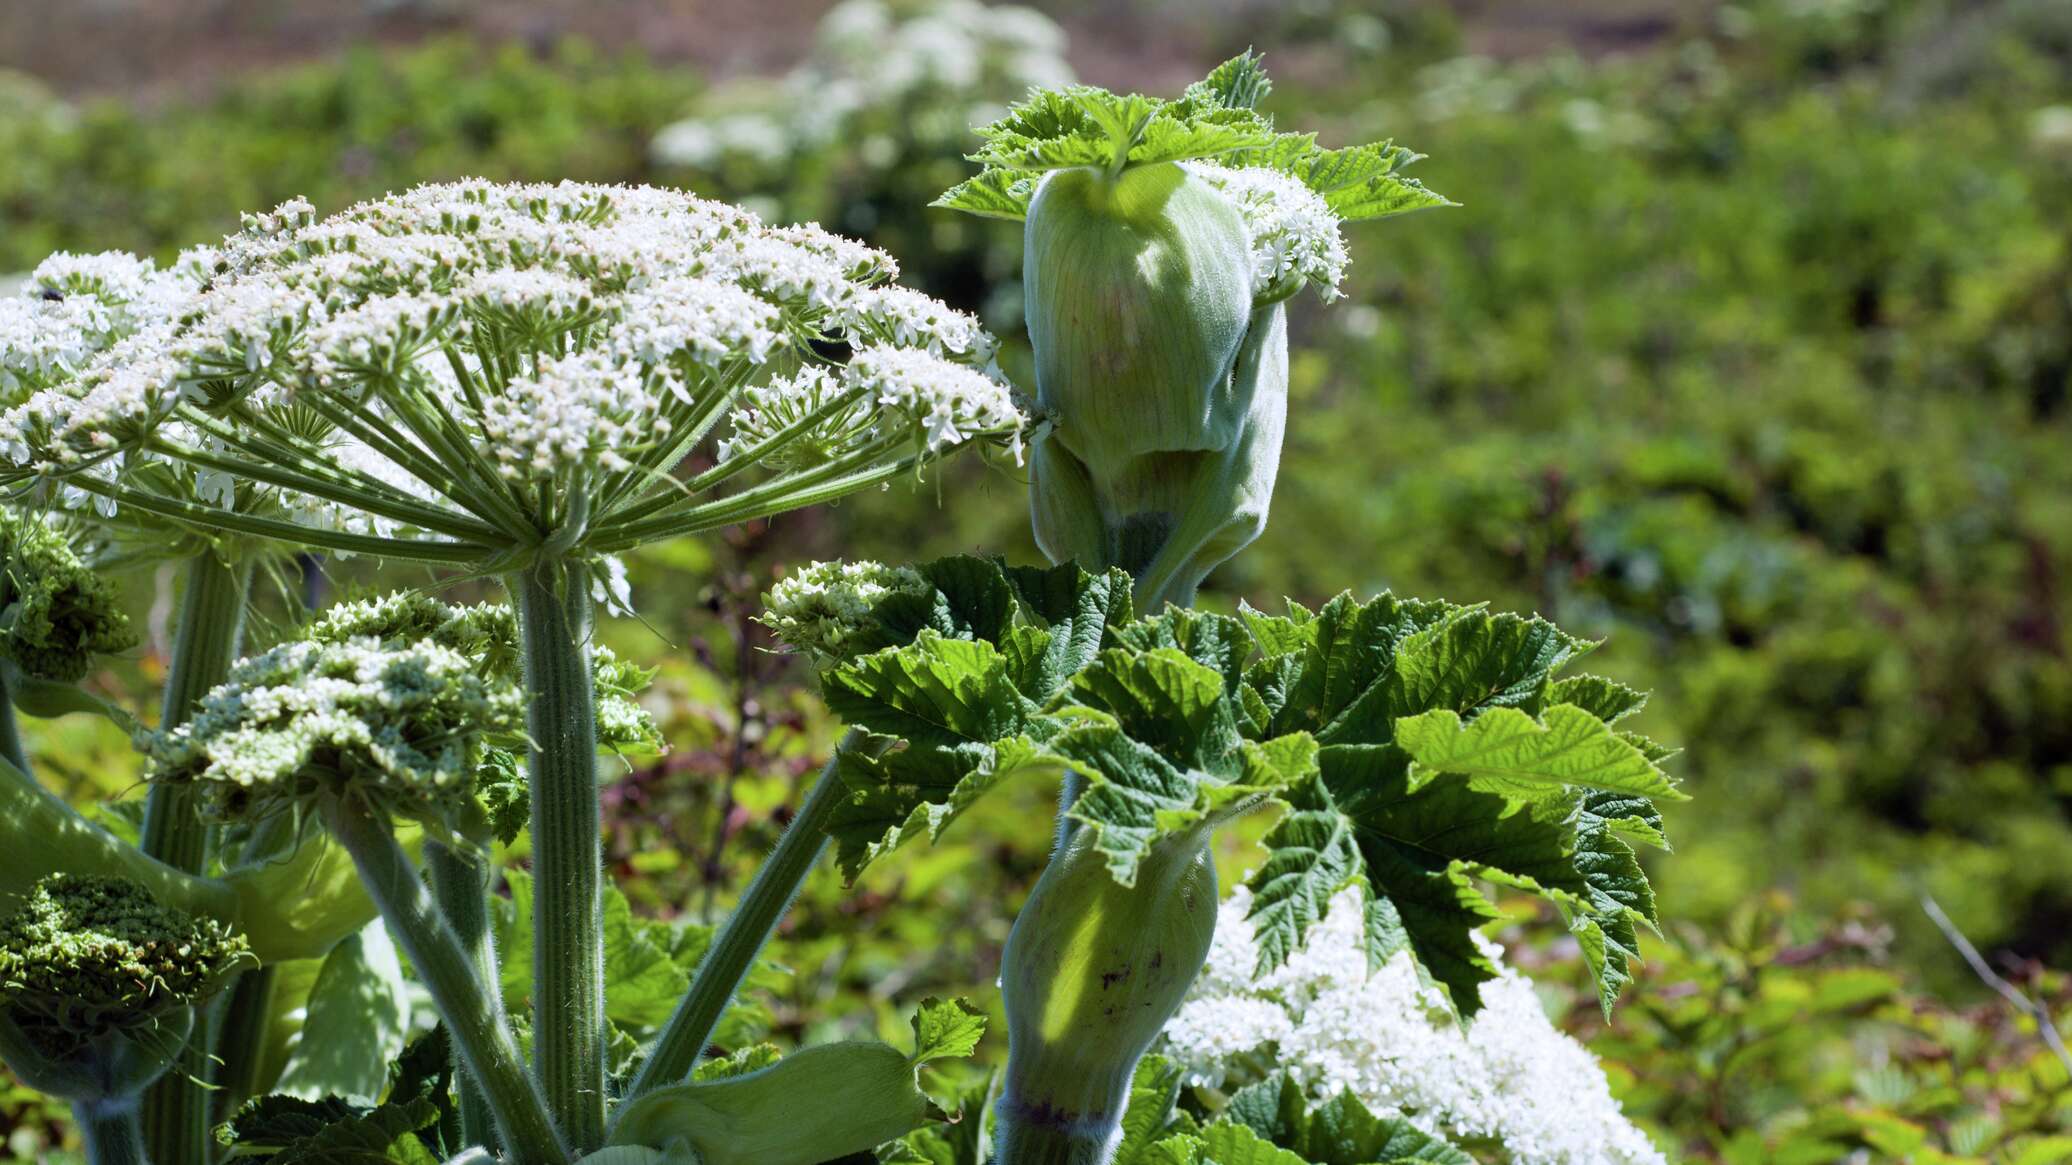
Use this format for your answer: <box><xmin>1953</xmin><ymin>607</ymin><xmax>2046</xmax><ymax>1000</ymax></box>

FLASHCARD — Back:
<box><xmin>1024</xmin><ymin>162</ymin><xmax>1286</xmax><ymax>607</ymax></box>
<box><xmin>1026</xmin><ymin>163</ymin><xmax>1252</xmax><ymax>483</ymax></box>
<box><xmin>994</xmin><ymin>830</ymin><xmax>1218</xmax><ymax>1163</ymax></box>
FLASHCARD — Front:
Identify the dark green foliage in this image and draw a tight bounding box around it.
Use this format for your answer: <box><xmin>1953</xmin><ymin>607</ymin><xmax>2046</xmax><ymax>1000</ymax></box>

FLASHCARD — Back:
<box><xmin>0</xmin><ymin>38</ymin><xmax>698</xmax><ymax>273</ymax></box>
<box><xmin>812</xmin><ymin>556</ymin><xmax>1672</xmax><ymax>1016</ymax></box>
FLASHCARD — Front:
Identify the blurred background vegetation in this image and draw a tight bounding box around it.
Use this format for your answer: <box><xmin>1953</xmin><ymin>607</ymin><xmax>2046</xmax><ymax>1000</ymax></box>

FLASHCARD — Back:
<box><xmin>3</xmin><ymin>0</ymin><xmax>2071</xmax><ymax>1160</ymax></box>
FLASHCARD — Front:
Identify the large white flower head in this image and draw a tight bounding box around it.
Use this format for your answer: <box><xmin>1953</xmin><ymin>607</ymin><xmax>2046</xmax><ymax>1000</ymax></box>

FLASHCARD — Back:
<box><xmin>1188</xmin><ymin>161</ymin><xmax>1350</xmax><ymax>303</ymax></box>
<box><xmin>0</xmin><ymin>181</ymin><xmax>1023</xmax><ymax>565</ymax></box>
<box><xmin>1163</xmin><ymin>886</ymin><xmax>1666</xmax><ymax>1165</ymax></box>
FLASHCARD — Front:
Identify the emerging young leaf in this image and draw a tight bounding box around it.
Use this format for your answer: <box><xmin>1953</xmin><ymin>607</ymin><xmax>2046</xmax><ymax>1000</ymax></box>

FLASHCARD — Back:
<box><xmin>908</xmin><ymin>996</ymin><xmax>988</xmax><ymax>1067</ymax></box>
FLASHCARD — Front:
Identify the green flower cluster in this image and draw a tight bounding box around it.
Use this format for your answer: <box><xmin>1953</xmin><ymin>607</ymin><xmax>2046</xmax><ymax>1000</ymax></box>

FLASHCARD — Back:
<box><xmin>757</xmin><ymin>559</ymin><xmax>933</xmax><ymax>665</ymax></box>
<box><xmin>148</xmin><ymin>632</ymin><xmax>525</xmax><ymax>830</ymax></box>
<box><xmin>0</xmin><ymin>873</ymin><xmax>249</xmax><ymax>1060</ymax></box>
<box><xmin>148</xmin><ymin>591</ymin><xmax>663</xmax><ymax>834</ymax></box>
<box><xmin>0</xmin><ymin>509</ymin><xmax>133</xmax><ymax>684</ymax></box>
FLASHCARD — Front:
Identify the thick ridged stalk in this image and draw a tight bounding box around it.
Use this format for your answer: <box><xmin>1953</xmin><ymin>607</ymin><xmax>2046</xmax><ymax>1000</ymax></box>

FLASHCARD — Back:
<box><xmin>427</xmin><ymin>840</ymin><xmax>503</xmax><ymax>1155</ymax></box>
<box><xmin>75</xmin><ymin>1098</ymin><xmax>145</xmax><ymax>1165</ymax></box>
<box><xmin>622</xmin><ymin>733</ymin><xmax>856</xmax><ymax>1104</ymax></box>
<box><xmin>139</xmin><ymin>551</ymin><xmax>252</xmax><ymax>1165</ymax></box>
<box><xmin>993</xmin><ymin>836</ymin><xmax>1218</xmax><ymax>1165</ymax></box>
<box><xmin>511</xmin><ymin>562</ymin><xmax>606</xmax><ymax>1152</ymax></box>
<box><xmin>140</xmin><ymin>552</ymin><xmax>253</xmax><ymax>868</ymax></box>
<box><xmin>323</xmin><ymin>796</ymin><xmax>565</xmax><ymax>1164</ymax></box>
<box><xmin>212</xmin><ymin>814</ymin><xmax>293</xmax><ymax>1121</ymax></box>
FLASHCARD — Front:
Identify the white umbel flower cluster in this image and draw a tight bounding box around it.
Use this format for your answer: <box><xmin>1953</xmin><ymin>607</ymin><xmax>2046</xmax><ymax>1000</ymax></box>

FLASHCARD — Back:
<box><xmin>1188</xmin><ymin>161</ymin><xmax>1350</xmax><ymax>303</ymax></box>
<box><xmin>0</xmin><ymin>251</ymin><xmax>210</xmax><ymax>396</ymax></box>
<box><xmin>758</xmin><ymin>558</ymin><xmax>930</xmax><ymax>664</ymax></box>
<box><xmin>652</xmin><ymin>0</ymin><xmax>1072</xmax><ymax>172</ymax></box>
<box><xmin>1163</xmin><ymin>887</ymin><xmax>1666</xmax><ymax>1165</ymax></box>
<box><xmin>0</xmin><ymin>181</ymin><xmax>1020</xmax><ymax>556</ymax></box>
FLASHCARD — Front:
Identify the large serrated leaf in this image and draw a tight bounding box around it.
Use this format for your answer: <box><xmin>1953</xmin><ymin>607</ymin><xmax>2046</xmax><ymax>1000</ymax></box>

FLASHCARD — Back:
<box><xmin>1195</xmin><ymin>1122</ymin><xmax>1313</xmax><ymax>1165</ymax></box>
<box><xmin>1297</xmin><ymin>1091</ymin><xmax>1474</xmax><ymax>1165</ymax></box>
<box><xmin>1004</xmin><ymin>561</ymin><xmax>1134</xmax><ymax>698</ymax></box>
<box><xmin>929</xmin><ymin>167</ymin><xmax>1036</xmax><ymax>221</ymax></box>
<box><xmin>1546</xmin><ymin>674</ymin><xmax>1649</xmax><ymax>722</ymax></box>
<box><xmin>1114</xmin><ymin>607</ymin><xmax>1250</xmax><ymax>694</ymax></box>
<box><xmin>1272</xmin><ymin>592</ymin><xmax>1454</xmax><ymax>741</ymax></box>
<box><xmin>1182</xmin><ymin>50</ymin><xmax>1273</xmax><ymax>111</ymax></box>
<box><xmin>827</xmin><ymin>737</ymin><xmax>1067</xmax><ymax>881</ymax></box>
<box><xmin>1246</xmin><ymin>774</ymin><xmax>1363</xmax><ymax>974</ymax></box>
<box><xmin>1114</xmin><ymin>1055</ymin><xmax>1187</xmax><ymax>1165</ymax></box>
<box><xmin>1327</xmin><ymin>608</ymin><xmax>1591</xmax><ymax>744</ymax></box>
<box><xmin>908</xmin><ymin>996</ymin><xmax>987</xmax><ymax>1067</ymax></box>
<box><xmin>1066</xmin><ymin>648</ymin><xmax>1240</xmax><ymax>772</ymax></box>
<box><xmin>1394</xmin><ymin>704</ymin><xmax>1686</xmax><ymax>801</ymax></box>
<box><xmin>823</xmin><ymin>633</ymin><xmax>1033</xmax><ymax>747</ymax></box>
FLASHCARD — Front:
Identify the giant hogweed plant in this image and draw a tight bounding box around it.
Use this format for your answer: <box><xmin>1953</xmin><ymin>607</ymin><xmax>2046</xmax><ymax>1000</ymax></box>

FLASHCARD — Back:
<box><xmin>0</xmin><ymin>53</ymin><xmax>1678</xmax><ymax>1165</ymax></box>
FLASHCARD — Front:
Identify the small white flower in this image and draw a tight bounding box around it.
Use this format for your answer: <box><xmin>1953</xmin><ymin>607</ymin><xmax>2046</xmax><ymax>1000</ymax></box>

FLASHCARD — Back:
<box><xmin>840</xmin><ymin>285</ymin><xmax>997</xmax><ymax>364</ymax></box>
<box><xmin>591</xmin><ymin>556</ymin><xmax>636</xmax><ymax>616</ymax></box>
<box><xmin>1188</xmin><ymin>162</ymin><xmax>1350</xmax><ymax>302</ymax></box>
<box><xmin>479</xmin><ymin>351</ymin><xmax>666</xmax><ymax>481</ymax></box>
<box><xmin>721</xmin><ymin>366</ymin><xmax>875</xmax><ymax>471</ymax></box>
<box><xmin>845</xmin><ymin>345</ymin><xmax>1024</xmax><ymax>457</ymax></box>
<box><xmin>758</xmin><ymin>558</ymin><xmax>930</xmax><ymax>663</ymax></box>
<box><xmin>1163</xmin><ymin>886</ymin><xmax>1666</xmax><ymax>1165</ymax></box>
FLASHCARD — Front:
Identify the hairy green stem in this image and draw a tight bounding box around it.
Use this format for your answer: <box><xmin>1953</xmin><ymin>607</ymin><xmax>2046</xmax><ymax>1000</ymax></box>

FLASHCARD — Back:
<box><xmin>139</xmin><ymin>550</ymin><xmax>252</xmax><ymax>1165</ymax></box>
<box><xmin>427</xmin><ymin>840</ymin><xmax>503</xmax><ymax>1156</ymax></box>
<box><xmin>140</xmin><ymin>552</ymin><xmax>253</xmax><ymax>869</ymax></box>
<box><xmin>0</xmin><ymin>669</ymin><xmax>28</xmax><ymax>777</ymax></box>
<box><xmin>512</xmin><ymin>561</ymin><xmax>607</xmax><ymax>1153</ymax></box>
<box><xmin>621</xmin><ymin>731</ymin><xmax>858</xmax><ymax>1105</ymax></box>
<box><xmin>211</xmin><ymin>813</ymin><xmax>294</xmax><ymax>1121</ymax></box>
<box><xmin>210</xmin><ymin>964</ymin><xmax>278</xmax><ymax>1121</ymax></box>
<box><xmin>323</xmin><ymin>796</ymin><xmax>566</xmax><ymax>1165</ymax></box>
<box><xmin>75</xmin><ymin>1097</ymin><xmax>147</xmax><ymax>1165</ymax></box>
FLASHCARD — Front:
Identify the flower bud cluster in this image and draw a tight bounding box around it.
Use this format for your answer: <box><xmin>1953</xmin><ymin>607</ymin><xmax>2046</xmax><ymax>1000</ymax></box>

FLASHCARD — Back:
<box><xmin>148</xmin><ymin>632</ymin><xmax>524</xmax><ymax>829</ymax></box>
<box><xmin>0</xmin><ymin>508</ymin><xmax>134</xmax><ymax>683</ymax></box>
<box><xmin>758</xmin><ymin>558</ymin><xmax>931</xmax><ymax>665</ymax></box>
<box><xmin>0</xmin><ymin>873</ymin><xmax>250</xmax><ymax>1060</ymax></box>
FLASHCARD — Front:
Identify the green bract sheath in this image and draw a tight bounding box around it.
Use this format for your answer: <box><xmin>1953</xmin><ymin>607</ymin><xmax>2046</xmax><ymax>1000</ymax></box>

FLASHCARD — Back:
<box><xmin>942</xmin><ymin>52</ymin><xmax>1448</xmax><ymax>609</ymax></box>
<box><xmin>0</xmin><ymin>753</ymin><xmax>391</xmax><ymax>965</ymax></box>
<box><xmin>995</xmin><ymin>831</ymin><xmax>1218</xmax><ymax>1162</ymax></box>
<box><xmin>1026</xmin><ymin>163</ymin><xmax>1253</xmax><ymax>481</ymax></box>
<box><xmin>611</xmin><ymin>1042</ymin><xmax>939</xmax><ymax>1165</ymax></box>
